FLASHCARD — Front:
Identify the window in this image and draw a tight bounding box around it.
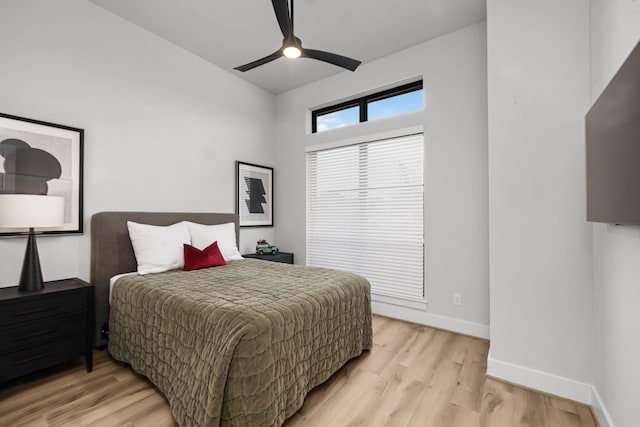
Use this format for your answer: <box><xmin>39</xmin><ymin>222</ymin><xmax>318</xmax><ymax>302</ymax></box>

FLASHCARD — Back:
<box><xmin>307</xmin><ymin>133</ymin><xmax>424</xmax><ymax>300</ymax></box>
<box><xmin>368</xmin><ymin>90</ymin><xmax>424</xmax><ymax>121</ymax></box>
<box><xmin>316</xmin><ymin>105</ymin><xmax>359</xmax><ymax>132</ymax></box>
<box><xmin>312</xmin><ymin>81</ymin><xmax>423</xmax><ymax>133</ymax></box>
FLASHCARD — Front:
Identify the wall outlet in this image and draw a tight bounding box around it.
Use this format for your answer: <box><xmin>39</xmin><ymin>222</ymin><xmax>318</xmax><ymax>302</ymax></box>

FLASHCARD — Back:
<box><xmin>453</xmin><ymin>292</ymin><xmax>463</xmax><ymax>306</ymax></box>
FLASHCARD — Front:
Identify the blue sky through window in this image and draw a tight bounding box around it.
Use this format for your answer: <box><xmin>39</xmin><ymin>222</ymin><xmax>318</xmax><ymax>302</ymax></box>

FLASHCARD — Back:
<box><xmin>368</xmin><ymin>89</ymin><xmax>424</xmax><ymax>121</ymax></box>
<box><xmin>316</xmin><ymin>106</ymin><xmax>359</xmax><ymax>132</ymax></box>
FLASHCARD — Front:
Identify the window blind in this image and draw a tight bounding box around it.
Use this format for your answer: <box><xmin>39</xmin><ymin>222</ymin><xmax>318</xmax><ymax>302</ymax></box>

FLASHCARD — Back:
<box><xmin>307</xmin><ymin>133</ymin><xmax>424</xmax><ymax>300</ymax></box>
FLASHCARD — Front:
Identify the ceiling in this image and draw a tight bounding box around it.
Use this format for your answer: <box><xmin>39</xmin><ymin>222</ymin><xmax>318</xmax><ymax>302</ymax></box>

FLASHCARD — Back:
<box><xmin>89</xmin><ymin>0</ymin><xmax>486</xmax><ymax>95</ymax></box>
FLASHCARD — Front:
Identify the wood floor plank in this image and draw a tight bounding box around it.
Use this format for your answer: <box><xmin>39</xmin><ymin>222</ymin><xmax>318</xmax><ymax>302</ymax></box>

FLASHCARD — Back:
<box><xmin>450</xmin><ymin>346</ymin><xmax>487</xmax><ymax>412</ymax></box>
<box><xmin>479</xmin><ymin>378</ymin><xmax>518</xmax><ymax>427</ymax></box>
<box><xmin>407</xmin><ymin>359</ymin><xmax>463</xmax><ymax>426</ymax></box>
<box><xmin>395</xmin><ymin>324</ymin><xmax>437</xmax><ymax>368</ymax></box>
<box><xmin>0</xmin><ymin>315</ymin><xmax>597</xmax><ymax>427</ymax></box>
<box><xmin>336</xmin><ymin>362</ymin><xmax>413</xmax><ymax>427</ymax></box>
<box><xmin>511</xmin><ymin>385</ymin><xmax>548</xmax><ymax>427</ymax></box>
<box><xmin>368</xmin><ymin>378</ymin><xmax>430</xmax><ymax>427</ymax></box>
<box><xmin>403</xmin><ymin>328</ymin><xmax>457</xmax><ymax>383</ymax></box>
<box><xmin>284</xmin><ymin>357</ymin><xmax>365</xmax><ymax>425</ymax></box>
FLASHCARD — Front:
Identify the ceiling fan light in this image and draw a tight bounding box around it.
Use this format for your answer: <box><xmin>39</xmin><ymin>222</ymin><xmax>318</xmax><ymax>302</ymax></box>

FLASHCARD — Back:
<box><xmin>283</xmin><ymin>46</ymin><xmax>301</xmax><ymax>59</ymax></box>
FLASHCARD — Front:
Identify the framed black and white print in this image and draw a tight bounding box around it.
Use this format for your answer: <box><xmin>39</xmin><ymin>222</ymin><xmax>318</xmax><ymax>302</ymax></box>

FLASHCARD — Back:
<box><xmin>236</xmin><ymin>161</ymin><xmax>273</xmax><ymax>227</ymax></box>
<box><xmin>0</xmin><ymin>113</ymin><xmax>84</xmax><ymax>236</ymax></box>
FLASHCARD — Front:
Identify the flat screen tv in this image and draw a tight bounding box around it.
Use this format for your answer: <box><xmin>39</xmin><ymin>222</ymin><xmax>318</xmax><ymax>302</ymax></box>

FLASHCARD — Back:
<box><xmin>586</xmin><ymin>39</ymin><xmax>640</xmax><ymax>224</ymax></box>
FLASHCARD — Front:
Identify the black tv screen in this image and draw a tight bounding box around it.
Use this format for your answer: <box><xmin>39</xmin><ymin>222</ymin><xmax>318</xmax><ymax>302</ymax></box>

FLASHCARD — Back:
<box><xmin>586</xmin><ymin>39</ymin><xmax>640</xmax><ymax>224</ymax></box>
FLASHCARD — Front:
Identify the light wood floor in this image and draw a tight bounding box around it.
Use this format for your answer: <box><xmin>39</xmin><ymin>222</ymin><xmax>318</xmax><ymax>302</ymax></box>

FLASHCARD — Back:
<box><xmin>0</xmin><ymin>315</ymin><xmax>597</xmax><ymax>427</ymax></box>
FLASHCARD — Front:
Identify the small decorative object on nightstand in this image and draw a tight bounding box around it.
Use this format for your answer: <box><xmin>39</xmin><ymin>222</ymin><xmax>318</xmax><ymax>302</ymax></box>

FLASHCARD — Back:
<box><xmin>244</xmin><ymin>251</ymin><xmax>294</xmax><ymax>264</ymax></box>
<box><xmin>0</xmin><ymin>278</ymin><xmax>94</xmax><ymax>383</ymax></box>
<box><xmin>255</xmin><ymin>239</ymin><xmax>279</xmax><ymax>255</ymax></box>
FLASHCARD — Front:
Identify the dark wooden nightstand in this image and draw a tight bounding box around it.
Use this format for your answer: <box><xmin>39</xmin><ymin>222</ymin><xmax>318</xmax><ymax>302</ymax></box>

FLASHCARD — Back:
<box><xmin>244</xmin><ymin>252</ymin><xmax>294</xmax><ymax>264</ymax></box>
<box><xmin>0</xmin><ymin>278</ymin><xmax>94</xmax><ymax>383</ymax></box>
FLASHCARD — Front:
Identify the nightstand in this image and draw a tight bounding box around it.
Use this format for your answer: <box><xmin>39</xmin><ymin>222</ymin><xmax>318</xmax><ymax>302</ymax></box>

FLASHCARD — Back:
<box><xmin>0</xmin><ymin>278</ymin><xmax>94</xmax><ymax>383</ymax></box>
<box><xmin>244</xmin><ymin>252</ymin><xmax>294</xmax><ymax>264</ymax></box>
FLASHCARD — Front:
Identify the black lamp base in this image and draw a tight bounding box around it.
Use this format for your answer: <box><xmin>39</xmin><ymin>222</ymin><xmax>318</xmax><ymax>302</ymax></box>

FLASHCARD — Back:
<box><xmin>18</xmin><ymin>228</ymin><xmax>44</xmax><ymax>292</ymax></box>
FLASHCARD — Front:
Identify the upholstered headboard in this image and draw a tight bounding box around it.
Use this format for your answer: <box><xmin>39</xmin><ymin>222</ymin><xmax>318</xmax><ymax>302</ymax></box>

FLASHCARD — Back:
<box><xmin>90</xmin><ymin>211</ymin><xmax>239</xmax><ymax>347</ymax></box>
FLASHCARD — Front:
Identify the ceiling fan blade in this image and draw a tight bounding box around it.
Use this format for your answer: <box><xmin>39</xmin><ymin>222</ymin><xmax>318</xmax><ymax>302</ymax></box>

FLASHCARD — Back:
<box><xmin>301</xmin><ymin>48</ymin><xmax>361</xmax><ymax>72</ymax></box>
<box><xmin>234</xmin><ymin>50</ymin><xmax>283</xmax><ymax>72</ymax></box>
<box><xmin>271</xmin><ymin>0</ymin><xmax>293</xmax><ymax>39</ymax></box>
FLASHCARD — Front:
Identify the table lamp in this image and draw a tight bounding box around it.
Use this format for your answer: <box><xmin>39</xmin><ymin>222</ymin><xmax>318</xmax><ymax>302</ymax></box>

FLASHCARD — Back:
<box><xmin>0</xmin><ymin>194</ymin><xmax>65</xmax><ymax>292</ymax></box>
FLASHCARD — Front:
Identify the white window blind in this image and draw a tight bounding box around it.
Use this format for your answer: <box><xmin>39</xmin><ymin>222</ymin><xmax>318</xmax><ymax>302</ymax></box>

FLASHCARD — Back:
<box><xmin>307</xmin><ymin>133</ymin><xmax>424</xmax><ymax>300</ymax></box>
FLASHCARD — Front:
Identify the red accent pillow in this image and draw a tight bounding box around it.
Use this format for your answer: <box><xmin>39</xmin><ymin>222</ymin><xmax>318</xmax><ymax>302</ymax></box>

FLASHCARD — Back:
<box><xmin>183</xmin><ymin>241</ymin><xmax>227</xmax><ymax>271</ymax></box>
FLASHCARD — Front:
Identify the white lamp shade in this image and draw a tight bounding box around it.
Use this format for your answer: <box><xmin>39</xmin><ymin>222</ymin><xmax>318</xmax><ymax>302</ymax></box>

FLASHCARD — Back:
<box><xmin>0</xmin><ymin>195</ymin><xmax>65</xmax><ymax>229</ymax></box>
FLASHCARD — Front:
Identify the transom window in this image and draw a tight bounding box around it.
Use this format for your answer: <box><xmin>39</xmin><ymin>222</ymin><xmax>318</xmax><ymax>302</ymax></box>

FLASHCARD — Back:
<box><xmin>312</xmin><ymin>80</ymin><xmax>423</xmax><ymax>133</ymax></box>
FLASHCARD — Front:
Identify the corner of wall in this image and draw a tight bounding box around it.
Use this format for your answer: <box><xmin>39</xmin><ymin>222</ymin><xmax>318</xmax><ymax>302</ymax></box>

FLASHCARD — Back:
<box><xmin>591</xmin><ymin>386</ymin><xmax>615</xmax><ymax>427</ymax></box>
<box><xmin>487</xmin><ymin>351</ymin><xmax>615</xmax><ymax>426</ymax></box>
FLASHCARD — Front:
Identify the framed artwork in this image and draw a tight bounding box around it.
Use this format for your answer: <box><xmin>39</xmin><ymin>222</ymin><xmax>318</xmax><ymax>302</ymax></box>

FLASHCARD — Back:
<box><xmin>0</xmin><ymin>113</ymin><xmax>84</xmax><ymax>236</ymax></box>
<box><xmin>236</xmin><ymin>161</ymin><xmax>273</xmax><ymax>227</ymax></box>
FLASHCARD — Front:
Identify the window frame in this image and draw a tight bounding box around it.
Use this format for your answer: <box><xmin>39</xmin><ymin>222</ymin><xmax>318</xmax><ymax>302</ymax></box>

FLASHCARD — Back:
<box><xmin>311</xmin><ymin>80</ymin><xmax>423</xmax><ymax>133</ymax></box>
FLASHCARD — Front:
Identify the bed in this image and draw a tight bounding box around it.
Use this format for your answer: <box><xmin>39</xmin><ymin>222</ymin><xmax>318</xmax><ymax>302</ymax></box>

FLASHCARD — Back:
<box><xmin>90</xmin><ymin>212</ymin><xmax>372</xmax><ymax>427</ymax></box>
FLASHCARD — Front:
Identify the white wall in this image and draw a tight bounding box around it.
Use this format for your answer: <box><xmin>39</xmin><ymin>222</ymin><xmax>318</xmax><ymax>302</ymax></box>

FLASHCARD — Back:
<box><xmin>486</xmin><ymin>0</ymin><xmax>594</xmax><ymax>402</ymax></box>
<box><xmin>274</xmin><ymin>22</ymin><xmax>489</xmax><ymax>337</ymax></box>
<box><xmin>0</xmin><ymin>0</ymin><xmax>276</xmax><ymax>288</ymax></box>
<box><xmin>590</xmin><ymin>1</ymin><xmax>640</xmax><ymax>425</ymax></box>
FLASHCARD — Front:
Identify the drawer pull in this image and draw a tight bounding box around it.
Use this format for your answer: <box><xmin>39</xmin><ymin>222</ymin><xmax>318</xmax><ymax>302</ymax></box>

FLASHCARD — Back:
<box><xmin>14</xmin><ymin>306</ymin><xmax>59</xmax><ymax>317</ymax></box>
<box><xmin>13</xmin><ymin>352</ymin><xmax>56</xmax><ymax>366</ymax></box>
<box><xmin>14</xmin><ymin>329</ymin><xmax>56</xmax><ymax>342</ymax></box>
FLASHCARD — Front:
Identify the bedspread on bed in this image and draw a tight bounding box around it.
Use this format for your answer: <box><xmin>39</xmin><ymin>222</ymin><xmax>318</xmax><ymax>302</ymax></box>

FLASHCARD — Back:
<box><xmin>108</xmin><ymin>258</ymin><xmax>372</xmax><ymax>427</ymax></box>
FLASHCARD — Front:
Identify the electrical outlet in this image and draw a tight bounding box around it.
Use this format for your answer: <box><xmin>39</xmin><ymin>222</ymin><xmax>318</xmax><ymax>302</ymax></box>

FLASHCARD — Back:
<box><xmin>453</xmin><ymin>292</ymin><xmax>463</xmax><ymax>306</ymax></box>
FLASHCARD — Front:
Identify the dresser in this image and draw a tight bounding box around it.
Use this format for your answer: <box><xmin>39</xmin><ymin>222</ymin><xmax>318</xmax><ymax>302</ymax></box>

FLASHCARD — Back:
<box><xmin>0</xmin><ymin>278</ymin><xmax>94</xmax><ymax>382</ymax></box>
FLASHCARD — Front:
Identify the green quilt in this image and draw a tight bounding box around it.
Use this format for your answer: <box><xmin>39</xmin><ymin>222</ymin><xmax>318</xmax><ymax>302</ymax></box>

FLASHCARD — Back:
<box><xmin>108</xmin><ymin>258</ymin><xmax>372</xmax><ymax>426</ymax></box>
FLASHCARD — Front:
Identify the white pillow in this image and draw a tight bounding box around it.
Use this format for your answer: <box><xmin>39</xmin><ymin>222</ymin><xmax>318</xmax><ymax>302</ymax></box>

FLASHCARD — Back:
<box><xmin>127</xmin><ymin>221</ymin><xmax>191</xmax><ymax>274</ymax></box>
<box><xmin>186</xmin><ymin>221</ymin><xmax>243</xmax><ymax>261</ymax></box>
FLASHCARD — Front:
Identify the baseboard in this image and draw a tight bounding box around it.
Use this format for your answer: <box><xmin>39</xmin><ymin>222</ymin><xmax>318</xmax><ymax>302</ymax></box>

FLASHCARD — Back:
<box><xmin>486</xmin><ymin>354</ymin><xmax>593</xmax><ymax>404</ymax></box>
<box><xmin>486</xmin><ymin>352</ymin><xmax>618</xmax><ymax>426</ymax></box>
<box><xmin>591</xmin><ymin>386</ymin><xmax>615</xmax><ymax>427</ymax></box>
<box><xmin>371</xmin><ymin>300</ymin><xmax>490</xmax><ymax>339</ymax></box>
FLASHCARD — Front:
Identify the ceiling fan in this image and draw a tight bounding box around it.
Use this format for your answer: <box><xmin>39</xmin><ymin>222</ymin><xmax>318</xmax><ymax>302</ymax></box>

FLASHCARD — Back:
<box><xmin>234</xmin><ymin>0</ymin><xmax>361</xmax><ymax>72</ymax></box>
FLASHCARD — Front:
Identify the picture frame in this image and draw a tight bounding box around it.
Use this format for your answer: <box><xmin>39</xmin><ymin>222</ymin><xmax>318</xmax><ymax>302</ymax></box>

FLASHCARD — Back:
<box><xmin>236</xmin><ymin>161</ymin><xmax>273</xmax><ymax>227</ymax></box>
<box><xmin>0</xmin><ymin>113</ymin><xmax>84</xmax><ymax>236</ymax></box>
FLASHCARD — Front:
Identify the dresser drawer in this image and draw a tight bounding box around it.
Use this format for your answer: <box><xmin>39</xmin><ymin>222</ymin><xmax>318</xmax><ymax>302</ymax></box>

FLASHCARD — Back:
<box><xmin>0</xmin><ymin>335</ymin><xmax>85</xmax><ymax>382</ymax></box>
<box><xmin>0</xmin><ymin>291</ymin><xmax>86</xmax><ymax>326</ymax></box>
<box><xmin>0</xmin><ymin>312</ymin><xmax>86</xmax><ymax>355</ymax></box>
